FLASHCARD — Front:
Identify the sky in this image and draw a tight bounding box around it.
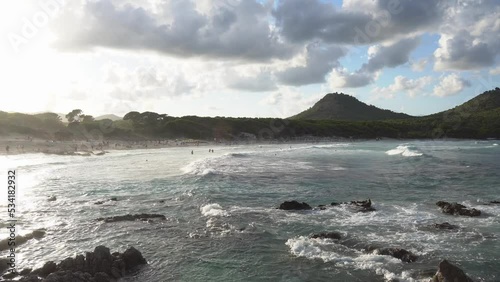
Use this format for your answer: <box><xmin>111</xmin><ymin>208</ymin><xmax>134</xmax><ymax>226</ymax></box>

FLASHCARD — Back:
<box><xmin>0</xmin><ymin>0</ymin><xmax>499</xmax><ymax>118</ymax></box>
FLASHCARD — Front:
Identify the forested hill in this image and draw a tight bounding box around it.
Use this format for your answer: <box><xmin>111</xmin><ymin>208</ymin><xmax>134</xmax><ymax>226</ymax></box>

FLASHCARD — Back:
<box><xmin>0</xmin><ymin>88</ymin><xmax>499</xmax><ymax>140</ymax></box>
<box><xmin>290</xmin><ymin>92</ymin><xmax>412</xmax><ymax>121</ymax></box>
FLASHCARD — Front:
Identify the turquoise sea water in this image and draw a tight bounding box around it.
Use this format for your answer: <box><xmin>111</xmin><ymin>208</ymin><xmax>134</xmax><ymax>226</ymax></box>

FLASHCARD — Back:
<box><xmin>0</xmin><ymin>140</ymin><xmax>499</xmax><ymax>281</ymax></box>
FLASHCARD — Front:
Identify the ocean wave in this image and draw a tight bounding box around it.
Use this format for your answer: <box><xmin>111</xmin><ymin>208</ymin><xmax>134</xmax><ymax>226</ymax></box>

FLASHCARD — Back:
<box><xmin>386</xmin><ymin>145</ymin><xmax>423</xmax><ymax>157</ymax></box>
<box><xmin>182</xmin><ymin>158</ymin><xmax>221</xmax><ymax>176</ymax></box>
<box><xmin>200</xmin><ymin>203</ymin><xmax>229</xmax><ymax>217</ymax></box>
<box><xmin>286</xmin><ymin>236</ymin><xmax>422</xmax><ymax>281</ymax></box>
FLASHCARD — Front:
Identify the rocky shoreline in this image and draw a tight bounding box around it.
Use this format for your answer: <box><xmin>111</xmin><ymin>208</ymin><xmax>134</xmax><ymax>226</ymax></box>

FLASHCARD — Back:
<box><xmin>3</xmin><ymin>246</ymin><xmax>147</xmax><ymax>282</ymax></box>
<box><xmin>279</xmin><ymin>198</ymin><xmax>481</xmax><ymax>281</ymax></box>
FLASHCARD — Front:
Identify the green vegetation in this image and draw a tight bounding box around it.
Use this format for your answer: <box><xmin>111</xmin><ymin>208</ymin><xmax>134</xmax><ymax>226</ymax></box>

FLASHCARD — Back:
<box><xmin>0</xmin><ymin>88</ymin><xmax>499</xmax><ymax>140</ymax></box>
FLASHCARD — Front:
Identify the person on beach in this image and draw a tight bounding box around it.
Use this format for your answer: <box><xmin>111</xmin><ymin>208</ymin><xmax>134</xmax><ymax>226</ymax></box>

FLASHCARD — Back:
<box><xmin>5</xmin><ymin>145</ymin><xmax>9</xmax><ymax>153</ymax></box>
<box><xmin>191</xmin><ymin>150</ymin><xmax>194</xmax><ymax>155</ymax></box>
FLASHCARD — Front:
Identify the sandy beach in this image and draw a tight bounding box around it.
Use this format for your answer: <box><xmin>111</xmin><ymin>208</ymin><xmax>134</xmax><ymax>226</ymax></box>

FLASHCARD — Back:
<box><xmin>0</xmin><ymin>135</ymin><xmax>213</xmax><ymax>156</ymax></box>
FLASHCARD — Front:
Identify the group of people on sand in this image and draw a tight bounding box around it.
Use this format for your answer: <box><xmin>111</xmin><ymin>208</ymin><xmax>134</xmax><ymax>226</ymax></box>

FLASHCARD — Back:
<box><xmin>191</xmin><ymin>149</ymin><xmax>215</xmax><ymax>155</ymax></box>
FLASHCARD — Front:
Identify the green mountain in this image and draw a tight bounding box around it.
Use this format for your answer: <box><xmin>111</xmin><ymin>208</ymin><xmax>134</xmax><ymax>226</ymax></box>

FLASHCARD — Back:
<box><xmin>1</xmin><ymin>88</ymin><xmax>499</xmax><ymax>140</ymax></box>
<box><xmin>290</xmin><ymin>92</ymin><xmax>411</xmax><ymax>121</ymax></box>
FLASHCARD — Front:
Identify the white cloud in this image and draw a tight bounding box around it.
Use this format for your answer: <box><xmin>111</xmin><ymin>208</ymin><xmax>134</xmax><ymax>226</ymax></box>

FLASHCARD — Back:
<box><xmin>411</xmin><ymin>59</ymin><xmax>427</xmax><ymax>72</ymax></box>
<box><xmin>328</xmin><ymin>69</ymin><xmax>374</xmax><ymax>88</ymax></box>
<box><xmin>433</xmin><ymin>74</ymin><xmax>471</xmax><ymax>97</ymax></box>
<box><xmin>372</xmin><ymin>75</ymin><xmax>433</xmax><ymax>98</ymax></box>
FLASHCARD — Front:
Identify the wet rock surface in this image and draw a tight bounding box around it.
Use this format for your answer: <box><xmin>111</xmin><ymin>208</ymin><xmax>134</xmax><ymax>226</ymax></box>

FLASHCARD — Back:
<box><xmin>0</xmin><ymin>230</ymin><xmax>46</xmax><ymax>251</ymax></box>
<box><xmin>96</xmin><ymin>213</ymin><xmax>166</xmax><ymax>223</ymax></box>
<box><xmin>330</xmin><ymin>199</ymin><xmax>376</xmax><ymax>212</ymax></box>
<box><xmin>371</xmin><ymin>248</ymin><xmax>418</xmax><ymax>263</ymax></box>
<box><xmin>436</xmin><ymin>201</ymin><xmax>481</xmax><ymax>217</ymax></box>
<box><xmin>12</xmin><ymin>246</ymin><xmax>146</xmax><ymax>282</ymax></box>
<box><xmin>310</xmin><ymin>232</ymin><xmax>342</xmax><ymax>240</ymax></box>
<box><xmin>433</xmin><ymin>222</ymin><xmax>459</xmax><ymax>230</ymax></box>
<box><xmin>278</xmin><ymin>201</ymin><xmax>312</xmax><ymax>210</ymax></box>
<box><xmin>432</xmin><ymin>260</ymin><xmax>474</xmax><ymax>282</ymax></box>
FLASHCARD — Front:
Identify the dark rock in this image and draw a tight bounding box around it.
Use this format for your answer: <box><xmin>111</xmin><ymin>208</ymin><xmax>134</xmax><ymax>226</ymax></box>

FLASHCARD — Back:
<box><xmin>159</xmin><ymin>200</ymin><xmax>165</xmax><ymax>203</ymax></box>
<box><xmin>96</xmin><ymin>213</ymin><xmax>166</xmax><ymax>223</ymax></box>
<box><xmin>25</xmin><ymin>246</ymin><xmax>146</xmax><ymax>282</ymax></box>
<box><xmin>44</xmin><ymin>270</ymin><xmax>94</xmax><ymax>282</ymax></box>
<box><xmin>317</xmin><ymin>205</ymin><xmax>327</xmax><ymax>210</ymax></box>
<box><xmin>109</xmin><ymin>197</ymin><xmax>118</xmax><ymax>201</ymax></box>
<box><xmin>121</xmin><ymin>246</ymin><xmax>147</xmax><ymax>270</ymax></box>
<box><xmin>310</xmin><ymin>232</ymin><xmax>341</xmax><ymax>240</ymax></box>
<box><xmin>373</xmin><ymin>248</ymin><xmax>417</xmax><ymax>263</ymax></box>
<box><xmin>20</xmin><ymin>268</ymin><xmax>32</xmax><ymax>275</ymax></box>
<box><xmin>36</xmin><ymin>261</ymin><xmax>57</xmax><ymax>277</ymax></box>
<box><xmin>490</xmin><ymin>200</ymin><xmax>500</xmax><ymax>204</ymax></box>
<box><xmin>350</xmin><ymin>199</ymin><xmax>372</xmax><ymax>208</ymax></box>
<box><xmin>1</xmin><ymin>230</ymin><xmax>46</xmax><ymax>251</ymax></box>
<box><xmin>278</xmin><ymin>201</ymin><xmax>312</xmax><ymax>210</ymax></box>
<box><xmin>432</xmin><ymin>260</ymin><xmax>474</xmax><ymax>282</ymax></box>
<box><xmin>333</xmin><ymin>199</ymin><xmax>376</xmax><ymax>212</ymax></box>
<box><xmin>433</xmin><ymin>222</ymin><xmax>459</xmax><ymax>230</ymax></box>
<box><xmin>0</xmin><ymin>258</ymin><xmax>10</xmax><ymax>273</ymax></box>
<box><xmin>94</xmin><ymin>272</ymin><xmax>112</xmax><ymax>282</ymax></box>
<box><xmin>47</xmin><ymin>196</ymin><xmax>57</xmax><ymax>202</ymax></box>
<box><xmin>436</xmin><ymin>201</ymin><xmax>481</xmax><ymax>217</ymax></box>
<box><xmin>94</xmin><ymin>201</ymin><xmax>105</xmax><ymax>205</ymax></box>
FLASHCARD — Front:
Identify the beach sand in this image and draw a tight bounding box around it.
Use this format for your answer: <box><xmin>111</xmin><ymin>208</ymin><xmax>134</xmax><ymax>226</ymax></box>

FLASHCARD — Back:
<box><xmin>0</xmin><ymin>135</ymin><xmax>211</xmax><ymax>156</ymax></box>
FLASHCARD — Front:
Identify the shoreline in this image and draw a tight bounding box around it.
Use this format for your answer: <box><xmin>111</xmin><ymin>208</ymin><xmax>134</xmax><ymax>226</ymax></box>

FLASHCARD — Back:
<box><xmin>0</xmin><ymin>135</ymin><xmax>497</xmax><ymax>156</ymax></box>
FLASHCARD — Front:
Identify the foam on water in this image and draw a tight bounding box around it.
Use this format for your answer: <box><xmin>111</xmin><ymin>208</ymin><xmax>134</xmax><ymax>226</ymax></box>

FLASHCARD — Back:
<box><xmin>200</xmin><ymin>203</ymin><xmax>229</xmax><ymax>217</ymax></box>
<box><xmin>286</xmin><ymin>236</ymin><xmax>425</xmax><ymax>282</ymax></box>
<box><xmin>386</xmin><ymin>145</ymin><xmax>423</xmax><ymax>157</ymax></box>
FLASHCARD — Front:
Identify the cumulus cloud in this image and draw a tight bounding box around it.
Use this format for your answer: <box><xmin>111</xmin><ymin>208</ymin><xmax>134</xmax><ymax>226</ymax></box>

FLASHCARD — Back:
<box><xmin>433</xmin><ymin>74</ymin><xmax>471</xmax><ymax>97</ymax></box>
<box><xmin>52</xmin><ymin>0</ymin><xmax>295</xmax><ymax>61</ymax></box>
<box><xmin>434</xmin><ymin>1</ymin><xmax>500</xmax><ymax>70</ymax></box>
<box><xmin>361</xmin><ymin>37</ymin><xmax>421</xmax><ymax>73</ymax></box>
<box><xmin>274</xmin><ymin>0</ymin><xmax>442</xmax><ymax>45</ymax></box>
<box><xmin>372</xmin><ymin>75</ymin><xmax>433</xmax><ymax>98</ymax></box>
<box><xmin>276</xmin><ymin>44</ymin><xmax>346</xmax><ymax>86</ymax></box>
<box><xmin>328</xmin><ymin>37</ymin><xmax>420</xmax><ymax>88</ymax></box>
<box><xmin>329</xmin><ymin>69</ymin><xmax>374</xmax><ymax>88</ymax></box>
<box><xmin>226</xmin><ymin>69</ymin><xmax>277</xmax><ymax>92</ymax></box>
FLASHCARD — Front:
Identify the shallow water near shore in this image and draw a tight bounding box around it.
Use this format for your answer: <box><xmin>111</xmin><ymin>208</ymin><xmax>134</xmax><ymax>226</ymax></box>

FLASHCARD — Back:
<box><xmin>0</xmin><ymin>140</ymin><xmax>499</xmax><ymax>281</ymax></box>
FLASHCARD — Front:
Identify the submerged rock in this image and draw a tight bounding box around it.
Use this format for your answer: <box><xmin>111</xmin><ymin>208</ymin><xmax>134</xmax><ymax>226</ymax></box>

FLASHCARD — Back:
<box><xmin>433</xmin><ymin>222</ymin><xmax>459</xmax><ymax>230</ymax></box>
<box><xmin>372</xmin><ymin>248</ymin><xmax>417</xmax><ymax>263</ymax></box>
<box><xmin>19</xmin><ymin>246</ymin><xmax>147</xmax><ymax>282</ymax></box>
<box><xmin>436</xmin><ymin>201</ymin><xmax>481</xmax><ymax>217</ymax></box>
<box><xmin>47</xmin><ymin>196</ymin><xmax>57</xmax><ymax>202</ymax></box>
<box><xmin>310</xmin><ymin>232</ymin><xmax>341</xmax><ymax>240</ymax></box>
<box><xmin>96</xmin><ymin>213</ymin><xmax>166</xmax><ymax>223</ymax></box>
<box><xmin>330</xmin><ymin>199</ymin><xmax>376</xmax><ymax>212</ymax></box>
<box><xmin>278</xmin><ymin>201</ymin><xmax>312</xmax><ymax>210</ymax></box>
<box><xmin>432</xmin><ymin>260</ymin><xmax>474</xmax><ymax>282</ymax></box>
<box><xmin>0</xmin><ymin>230</ymin><xmax>46</xmax><ymax>251</ymax></box>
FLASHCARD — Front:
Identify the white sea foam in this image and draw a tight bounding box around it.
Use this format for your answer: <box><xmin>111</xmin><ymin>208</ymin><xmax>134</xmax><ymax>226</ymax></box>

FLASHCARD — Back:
<box><xmin>386</xmin><ymin>145</ymin><xmax>423</xmax><ymax>157</ymax></box>
<box><xmin>200</xmin><ymin>203</ymin><xmax>229</xmax><ymax>217</ymax></box>
<box><xmin>286</xmin><ymin>236</ymin><xmax>424</xmax><ymax>281</ymax></box>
